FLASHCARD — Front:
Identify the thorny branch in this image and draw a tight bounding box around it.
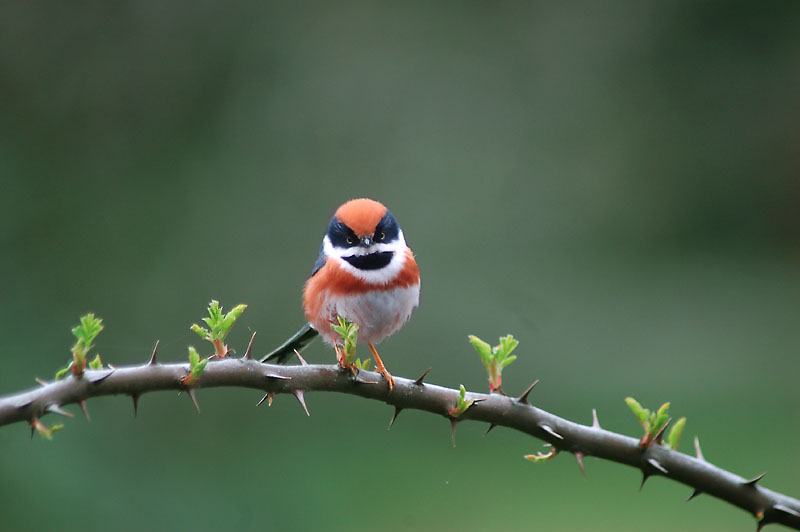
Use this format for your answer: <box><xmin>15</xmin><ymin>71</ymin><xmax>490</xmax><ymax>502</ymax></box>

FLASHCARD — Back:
<box><xmin>0</xmin><ymin>353</ymin><xmax>798</xmax><ymax>530</ymax></box>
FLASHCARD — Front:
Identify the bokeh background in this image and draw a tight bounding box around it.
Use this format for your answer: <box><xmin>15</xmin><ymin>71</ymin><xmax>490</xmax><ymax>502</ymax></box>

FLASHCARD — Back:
<box><xmin>1</xmin><ymin>2</ymin><xmax>799</xmax><ymax>531</ymax></box>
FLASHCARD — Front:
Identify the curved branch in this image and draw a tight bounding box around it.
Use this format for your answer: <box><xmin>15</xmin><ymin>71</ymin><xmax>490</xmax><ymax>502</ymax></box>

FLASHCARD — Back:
<box><xmin>1</xmin><ymin>357</ymin><xmax>798</xmax><ymax>530</ymax></box>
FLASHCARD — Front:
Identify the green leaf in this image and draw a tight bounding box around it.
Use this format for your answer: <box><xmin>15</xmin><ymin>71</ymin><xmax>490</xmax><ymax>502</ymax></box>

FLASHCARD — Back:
<box><xmin>72</xmin><ymin>313</ymin><xmax>104</xmax><ymax>346</ymax></box>
<box><xmin>33</xmin><ymin>420</ymin><xmax>64</xmax><ymax>440</ymax></box>
<box><xmin>207</xmin><ymin>300</ymin><xmax>223</xmax><ymax>323</ymax></box>
<box><xmin>67</xmin><ymin>313</ymin><xmax>104</xmax><ymax>377</ymax></box>
<box><xmin>625</xmin><ymin>397</ymin><xmax>650</xmax><ymax>428</ymax></box>
<box><xmin>448</xmin><ymin>384</ymin><xmax>475</xmax><ymax>418</ymax></box>
<box><xmin>39</xmin><ymin>423</ymin><xmax>64</xmax><ymax>440</ymax></box>
<box><xmin>70</xmin><ymin>313</ymin><xmax>104</xmax><ymax>361</ymax></box>
<box><xmin>332</xmin><ymin>315</ymin><xmax>359</xmax><ymax>365</ymax></box>
<box><xmin>470</xmin><ymin>333</ymin><xmax>520</xmax><ymax>392</ymax></box>
<box><xmin>189</xmin><ymin>346</ymin><xmax>200</xmax><ymax>367</ymax></box>
<box><xmin>654</xmin><ymin>402</ymin><xmax>670</xmax><ymax>432</ymax></box>
<box><xmin>189</xmin><ymin>301</ymin><xmax>247</xmax><ymax>358</ymax></box>
<box><xmin>497</xmin><ymin>334</ymin><xmax>519</xmax><ymax>359</ymax></box>
<box><xmin>524</xmin><ymin>448</ymin><xmax>558</xmax><ymax>462</ymax></box>
<box><xmin>55</xmin><ymin>363</ymin><xmax>73</xmax><ymax>380</ymax></box>
<box><xmin>185</xmin><ymin>346</ymin><xmax>208</xmax><ymax>383</ymax></box>
<box><xmin>221</xmin><ymin>304</ymin><xmax>247</xmax><ymax>336</ymax></box>
<box><xmin>190</xmin><ymin>323</ymin><xmax>209</xmax><ymax>340</ymax></box>
<box><xmin>88</xmin><ymin>354</ymin><xmax>103</xmax><ymax>370</ymax></box>
<box><xmin>500</xmin><ymin>355</ymin><xmax>517</xmax><ymax>369</ymax></box>
<box><xmin>667</xmin><ymin>417</ymin><xmax>686</xmax><ymax>450</ymax></box>
<box><xmin>468</xmin><ymin>335</ymin><xmax>493</xmax><ymax>366</ymax></box>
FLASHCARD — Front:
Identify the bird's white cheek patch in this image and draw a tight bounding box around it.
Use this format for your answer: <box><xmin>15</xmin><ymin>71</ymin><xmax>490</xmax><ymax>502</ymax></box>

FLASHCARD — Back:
<box><xmin>323</xmin><ymin>234</ymin><xmax>409</xmax><ymax>285</ymax></box>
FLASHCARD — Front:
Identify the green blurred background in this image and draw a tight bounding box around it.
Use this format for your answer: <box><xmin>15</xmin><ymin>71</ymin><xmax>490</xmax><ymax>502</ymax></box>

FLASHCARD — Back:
<box><xmin>1</xmin><ymin>2</ymin><xmax>799</xmax><ymax>531</ymax></box>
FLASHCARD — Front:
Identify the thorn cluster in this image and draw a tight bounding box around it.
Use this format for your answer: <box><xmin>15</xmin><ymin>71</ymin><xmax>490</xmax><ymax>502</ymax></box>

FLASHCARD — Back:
<box><xmin>4</xmin><ymin>312</ymin><xmax>798</xmax><ymax>530</ymax></box>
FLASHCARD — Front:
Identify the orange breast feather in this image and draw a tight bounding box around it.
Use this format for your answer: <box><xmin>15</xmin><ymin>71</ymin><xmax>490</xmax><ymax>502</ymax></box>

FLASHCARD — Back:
<box><xmin>303</xmin><ymin>249</ymin><xmax>419</xmax><ymax>323</ymax></box>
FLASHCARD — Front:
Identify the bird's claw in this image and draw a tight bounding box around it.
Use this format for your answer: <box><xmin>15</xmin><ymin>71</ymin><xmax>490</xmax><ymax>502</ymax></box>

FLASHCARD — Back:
<box><xmin>380</xmin><ymin>369</ymin><xmax>395</xmax><ymax>390</ymax></box>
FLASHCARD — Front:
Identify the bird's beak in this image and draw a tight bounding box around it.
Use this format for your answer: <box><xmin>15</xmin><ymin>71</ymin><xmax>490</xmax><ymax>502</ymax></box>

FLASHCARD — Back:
<box><xmin>360</xmin><ymin>236</ymin><xmax>374</xmax><ymax>247</ymax></box>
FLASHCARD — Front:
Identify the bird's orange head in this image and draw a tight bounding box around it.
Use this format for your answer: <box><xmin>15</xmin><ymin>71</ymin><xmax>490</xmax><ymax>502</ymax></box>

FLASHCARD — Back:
<box><xmin>334</xmin><ymin>198</ymin><xmax>388</xmax><ymax>238</ymax></box>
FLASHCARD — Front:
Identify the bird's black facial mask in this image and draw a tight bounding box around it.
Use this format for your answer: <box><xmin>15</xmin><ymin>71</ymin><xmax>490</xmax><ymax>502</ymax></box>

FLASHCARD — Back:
<box><xmin>327</xmin><ymin>218</ymin><xmax>359</xmax><ymax>248</ymax></box>
<box><xmin>373</xmin><ymin>212</ymin><xmax>399</xmax><ymax>244</ymax></box>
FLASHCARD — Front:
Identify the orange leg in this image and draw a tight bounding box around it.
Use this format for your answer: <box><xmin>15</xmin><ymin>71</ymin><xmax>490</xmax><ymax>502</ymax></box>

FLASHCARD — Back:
<box><xmin>368</xmin><ymin>342</ymin><xmax>395</xmax><ymax>389</ymax></box>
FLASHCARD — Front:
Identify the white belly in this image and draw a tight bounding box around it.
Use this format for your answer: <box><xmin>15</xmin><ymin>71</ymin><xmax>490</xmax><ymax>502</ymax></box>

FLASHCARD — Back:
<box><xmin>318</xmin><ymin>284</ymin><xmax>420</xmax><ymax>345</ymax></box>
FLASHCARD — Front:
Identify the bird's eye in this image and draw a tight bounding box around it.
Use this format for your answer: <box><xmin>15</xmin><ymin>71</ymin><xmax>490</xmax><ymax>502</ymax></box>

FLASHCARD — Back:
<box><xmin>378</xmin><ymin>232</ymin><xmax>386</xmax><ymax>241</ymax></box>
<box><xmin>346</xmin><ymin>237</ymin><xmax>354</xmax><ymax>245</ymax></box>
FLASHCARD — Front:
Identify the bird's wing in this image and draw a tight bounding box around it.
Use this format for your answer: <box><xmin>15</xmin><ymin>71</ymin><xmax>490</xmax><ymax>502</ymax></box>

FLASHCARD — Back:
<box><xmin>310</xmin><ymin>243</ymin><xmax>327</xmax><ymax>277</ymax></box>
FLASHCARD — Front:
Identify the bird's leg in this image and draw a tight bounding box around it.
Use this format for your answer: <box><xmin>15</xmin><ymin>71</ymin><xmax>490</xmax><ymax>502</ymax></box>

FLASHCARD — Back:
<box><xmin>368</xmin><ymin>342</ymin><xmax>395</xmax><ymax>389</ymax></box>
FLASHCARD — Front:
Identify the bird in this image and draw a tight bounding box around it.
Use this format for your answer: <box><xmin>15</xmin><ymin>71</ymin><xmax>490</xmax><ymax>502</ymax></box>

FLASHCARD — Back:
<box><xmin>262</xmin><ymin>198</ymin><xmax>420</xmax><ymax>388</ymax></box>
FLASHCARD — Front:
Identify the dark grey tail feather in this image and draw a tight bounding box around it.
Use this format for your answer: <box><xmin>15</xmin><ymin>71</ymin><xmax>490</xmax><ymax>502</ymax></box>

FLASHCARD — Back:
<box><xmin>261</xmin><ymin>322</ymin><xmax>319</xmax><ymax>364</ymax></box>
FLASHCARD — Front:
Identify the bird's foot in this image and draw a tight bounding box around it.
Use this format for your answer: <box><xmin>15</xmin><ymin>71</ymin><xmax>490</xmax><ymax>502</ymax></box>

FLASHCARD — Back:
<box><xmin>379</xmin><ymin>368</ymin><xmax>395</xmax><ymax>389</ymax></box>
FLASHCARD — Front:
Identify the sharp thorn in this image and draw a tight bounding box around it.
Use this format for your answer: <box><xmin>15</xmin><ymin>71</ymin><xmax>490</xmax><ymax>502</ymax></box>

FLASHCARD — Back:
<box><xmin>30</xmin><ymin>422</ymin><xmax>35</xmax><ymax>440</ymax></box>
<box><xmin>355</xmin><ymin>374</ymin><xmax>380</xmax><ymax>385</ymax></box>
<box><xmin>78</xmin><ymin>399</ymin><xmax>91</xmax><ymax>421</ymax></box>
<box><xmin>652</xmin><ymin>418</ymin><xmax>671</xmax><ymax>446</ymax></box>
<box><xmin>483</xmin><ymin>423</ymin><xmax>497</xmax><ymax>437</ymax></box>
<box><xmin>516</xmin><ymin>379</ymin><xmax>540</xmax><ymax>405</ymax></box>
<box><xmin>14</xmin><ymin>398</ymin><xmax>33</xmax><ymax>410</ymax></box>
<box><xmin>413</xmin><ymin>367</ymin><xmax>432</xmax><ymax>386</ymax></box>
<box><xmin>639</xmin><ymin>472</ymin><xmax>650</xmax><ymax>491</ymax></box>
<box><xmin>292</xmin><ymin>389</ymin><xmax>310</xmax><ymax>416</ymax></box>
<box><xmin>755</xmin><ymin>511</ymin><xmax>767</xmax><ymax>532</ymax></box>
<box><xmin>743</xmin><ymin>472</ymin><xmax>766</xmax><ymax>487</ymax></box>
<box><xmin>694</xmin><ymin>436</ymin><xmax>705</xmax><ymax>461</ymax></box>
<box><xmin>148</xmin><ymin>340</ymin><xmax>160</xmax><ymax>365</ymax></box>
<box><xmin>256</xmin><ymin>392</ymin><xmax>273</xmax><ymax>407</ymax></box>
<box><xmin>575</xmin><ymin>451</ymin><xmax>586</xmax><ymax>477</ymax></box>
<box><xmin>464</xmin><ymin>398</ymin><xmax>485</xmax><ymax>414</ymax></box>
<box><xmin>539</xmin><ymin>423</ymin><xmax>564</xmax><ymax>440</ymax></box>
<box><xmin>132</xmin><ymin>394</ymin><xmax>139</xmax><ymax>417</ymax></box>
<box><xmin>35</xmin><ymin>377</ymin><xmax>48</xmax><ymax>386</ymax></box>
<box><xmin>243</xmin><ymin>332</ymin><xmax>256</xmax><ymax>360</ymax></box>
<box><xmin>774</xmin><ymin>504</ymin><xmax>800</xmax><ymax>518</ymax></box>
<box><xmin>293</xmin><ymin>349</ymin><xmax>308</xmax><ymax>366</ymax></box>
<box><xmin>86</xmin><ymin>368</ymin><xmax>115</xmax><ymax>383</ymax></box>
<box><xmin>45</xmin><ymin>404</ymin><xmax>74</xmax><ymax>418</ymax></box>
<box><xmin>388</xmin><ymin>407</ymin><xmax>402</xmax><ymax>429</ymax></box>
<box><xmin>591</xmin><ymin>408</ymin><xmax>601</xmax><ymax>429</ymax></box>
<box><xmin>186</xmin><ymin>388</ymin><xmax>201</xmax><ymax>413</ymax></box>
<box><xmin>647</xmin><ymin>457</ymin><xmax>668</xmax><ymax>474</ymax></box>
<box><xmin>685</xmin><ymin>489</ymin><xmax>703</xmax><ymax>502</ymax></box>
<box><xmin>450</xmin><ymin>419</ymin><xmax>458</xmax><ymax>447</ymax></box>
<box><xmin>265</xmin><ymin>373</ymin><xmax>291</xmax><ymax>380</ymax></box>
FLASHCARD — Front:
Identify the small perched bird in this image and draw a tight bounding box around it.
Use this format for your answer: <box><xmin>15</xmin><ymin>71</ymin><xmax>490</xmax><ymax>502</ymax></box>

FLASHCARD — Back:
<box><xmin>262</xmin><ymin>198</ymin><xmax>421</xmax><ymax>387</ymax></box>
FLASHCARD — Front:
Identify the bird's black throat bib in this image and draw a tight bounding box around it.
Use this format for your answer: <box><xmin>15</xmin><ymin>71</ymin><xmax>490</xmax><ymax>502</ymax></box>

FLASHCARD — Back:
<box><xmin>343</xmin><ymin>251</ymin><xmax>394</xmax><ymax>271</ymax></box>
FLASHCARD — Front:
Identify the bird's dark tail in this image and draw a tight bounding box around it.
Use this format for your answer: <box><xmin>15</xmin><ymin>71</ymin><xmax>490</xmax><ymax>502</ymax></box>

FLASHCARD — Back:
<box><xmin>261</xmin><ymin>322</ymin><xmax>319</xmax><ymax>364</ymax></box>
